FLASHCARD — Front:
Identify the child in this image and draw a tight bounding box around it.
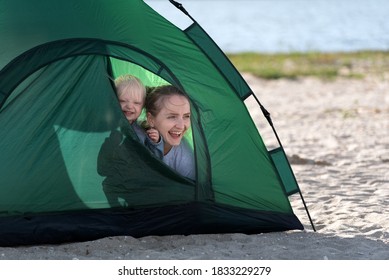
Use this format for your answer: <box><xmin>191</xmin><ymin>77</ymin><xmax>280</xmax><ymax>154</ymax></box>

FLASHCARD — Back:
<box><xmin>97</xmin><ymin>75</ymin><xmax>164</xmax><ymax>207</ymax></box>
<box><xmin>114</xmin><ymin>75</ymin><xmax>163</xmax><ymax>157</ymax></box>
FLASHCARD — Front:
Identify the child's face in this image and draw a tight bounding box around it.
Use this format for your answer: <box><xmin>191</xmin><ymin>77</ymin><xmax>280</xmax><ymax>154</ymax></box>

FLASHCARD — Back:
<box><xmin>118</xmin><ymin>89</ymin><xmax>144</xmax><ymax>124</ymax></box>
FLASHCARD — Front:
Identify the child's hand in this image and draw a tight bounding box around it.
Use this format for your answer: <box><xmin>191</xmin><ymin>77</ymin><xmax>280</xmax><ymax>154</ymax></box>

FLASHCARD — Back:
<box><xmin>147</xmin><ymin>128</ymin><xmax>160</xmax><ymax>143</ymax></box>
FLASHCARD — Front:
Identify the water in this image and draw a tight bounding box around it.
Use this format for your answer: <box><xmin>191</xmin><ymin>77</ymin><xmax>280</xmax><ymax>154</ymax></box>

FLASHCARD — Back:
<box><xmin>145</xmin><ymin>0</ymin><xmax>389</xmax><ymax>53</ymax></box>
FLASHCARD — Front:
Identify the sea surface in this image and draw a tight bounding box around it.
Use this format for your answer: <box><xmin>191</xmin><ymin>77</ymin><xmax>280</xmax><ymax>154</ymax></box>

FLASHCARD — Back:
<box><xmin>145</xmin><ymin>0</ymin><xmax>389</xmax><ymax>53</ymax></box>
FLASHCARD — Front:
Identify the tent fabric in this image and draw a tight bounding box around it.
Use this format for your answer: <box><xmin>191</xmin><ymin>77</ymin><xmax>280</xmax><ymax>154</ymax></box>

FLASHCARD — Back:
<box><xmin>0</xmin><ymin>0</ymin><xmax>303</xmax><ymax>246</ymax></box>
<box><xmin>269</xmin><ymin>147</ymin><xmax>300</xmax><ymax>196</ymax></box>
<box><xmin>0</xmin><ymin>202</ymin><xmax>303</xmax><ymax>247</ymax></box>
<box><xmin>185</xmin><ymin>23</ymin><xmax>252</xmax><ymax>100</ymax></box>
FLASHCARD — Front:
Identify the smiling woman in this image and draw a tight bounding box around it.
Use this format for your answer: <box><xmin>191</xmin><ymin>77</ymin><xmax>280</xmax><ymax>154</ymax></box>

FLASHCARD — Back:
<box><xmin>145</xmin><ymin>85</ymin><xmax>195</xmax><ymax>181</ymax></box>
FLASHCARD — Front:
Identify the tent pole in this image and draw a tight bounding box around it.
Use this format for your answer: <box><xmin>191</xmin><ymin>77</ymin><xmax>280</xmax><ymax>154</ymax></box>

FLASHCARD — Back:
<box><xmin>169</xmin><ymin>0</ymin><xmax>316</xmax><ymax>232</ymax></box>
<box><xmin>169</xmin><ymin>0</ymin><xmax>196</xmax><ymax>22</ymax></box>
<box><xmin>252</xmin><ymin>94</ymin><xmax>316</xmax><ymax>232</ymax></box>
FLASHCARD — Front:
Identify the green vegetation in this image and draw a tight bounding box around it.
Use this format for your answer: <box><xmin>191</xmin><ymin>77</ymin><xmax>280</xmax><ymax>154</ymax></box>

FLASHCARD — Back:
<box><xmin>227</xmin><ymin>51</ymin><xmax>389</xmax><ymax>80</ymax></box>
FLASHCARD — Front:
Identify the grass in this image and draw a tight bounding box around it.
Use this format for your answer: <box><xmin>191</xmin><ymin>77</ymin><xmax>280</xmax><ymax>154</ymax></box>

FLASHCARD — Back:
<box><xmin>226</xmin><ymin>50</ymin><xmax>389</xmax><ymax>80</ymax></box>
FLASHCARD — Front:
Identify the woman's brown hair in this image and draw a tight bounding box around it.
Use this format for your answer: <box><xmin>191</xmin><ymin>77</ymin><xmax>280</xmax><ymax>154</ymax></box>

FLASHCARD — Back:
<box><xmin>144</xmin><ymin>85</ymin><xmax>189</xmax><ymax>117</ymax></box>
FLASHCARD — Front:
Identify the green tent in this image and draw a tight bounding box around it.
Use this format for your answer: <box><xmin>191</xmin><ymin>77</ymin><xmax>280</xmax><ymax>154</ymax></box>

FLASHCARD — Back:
<box><xmin>0</xmin><ymin>0</ymin><xmax>309</xmax><ymax>246</ymax></box>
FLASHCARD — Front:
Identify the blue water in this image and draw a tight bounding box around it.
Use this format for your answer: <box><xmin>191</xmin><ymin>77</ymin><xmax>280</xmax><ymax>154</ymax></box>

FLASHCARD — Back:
<box><xmin>145</xmin><ymin>0</ymin><xmax>389</xmax><ymax>53</ymax></box>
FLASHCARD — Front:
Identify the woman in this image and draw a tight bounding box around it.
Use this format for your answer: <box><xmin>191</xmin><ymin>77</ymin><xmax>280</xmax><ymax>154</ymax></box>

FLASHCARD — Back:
<box><xmin>145</xmin><ymin>85</ymin><xmax>196</xmax><ymax>181</ymax></box>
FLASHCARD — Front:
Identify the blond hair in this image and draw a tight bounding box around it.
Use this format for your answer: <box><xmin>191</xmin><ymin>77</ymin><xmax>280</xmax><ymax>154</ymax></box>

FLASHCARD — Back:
<box><xmin>114</xmin><ymin>74</ymin><xmax>146</xmax><ymax>99</ymax></box>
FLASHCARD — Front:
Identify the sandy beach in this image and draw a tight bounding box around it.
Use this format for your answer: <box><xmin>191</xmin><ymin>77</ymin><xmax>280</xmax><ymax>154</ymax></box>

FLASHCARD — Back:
<box><xmin>1</xmin><ymin>74</ymin><xmax>388</xmax><ymax>260</ymax></box>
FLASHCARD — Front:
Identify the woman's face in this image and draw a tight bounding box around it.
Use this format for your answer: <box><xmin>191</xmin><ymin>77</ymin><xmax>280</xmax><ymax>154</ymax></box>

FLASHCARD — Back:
<box><xmin>147</xmin><ymin>94</ymin><xmax>191</xmax><ymax>152</ymax></box>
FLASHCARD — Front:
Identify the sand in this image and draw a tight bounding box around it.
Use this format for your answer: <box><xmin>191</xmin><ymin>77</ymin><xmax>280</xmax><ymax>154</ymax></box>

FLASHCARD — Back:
<box><xmin>1</xmin><ymin>74</ymin><xmax>388</xmax><ymax>260</ymax></box>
